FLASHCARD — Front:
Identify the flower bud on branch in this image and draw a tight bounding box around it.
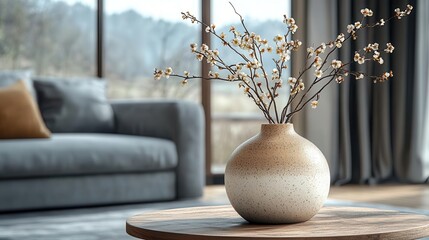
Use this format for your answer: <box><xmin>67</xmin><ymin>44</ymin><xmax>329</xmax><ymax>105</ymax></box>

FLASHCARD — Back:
<box><xmin>157</xmin><ymin>3</ymin><xmax>413</xmax><ymax>124</ymax></box>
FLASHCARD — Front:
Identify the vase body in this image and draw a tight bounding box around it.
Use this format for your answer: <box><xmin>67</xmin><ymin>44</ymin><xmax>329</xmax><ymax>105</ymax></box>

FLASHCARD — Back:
<box><xmin>225</xmin><ymin>124</ymin><xmax>330</xmax><ymax>224</ymax></box>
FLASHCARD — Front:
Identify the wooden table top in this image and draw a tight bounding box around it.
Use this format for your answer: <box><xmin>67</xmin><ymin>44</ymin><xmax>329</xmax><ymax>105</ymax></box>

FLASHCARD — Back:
<box><xmin>126</xmin><ymin>205</ymin><xmax>429</xmax><ymax>240</ymax></box>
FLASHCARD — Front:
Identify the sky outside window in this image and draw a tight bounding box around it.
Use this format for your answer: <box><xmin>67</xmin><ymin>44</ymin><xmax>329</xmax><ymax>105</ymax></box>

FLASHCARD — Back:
<box><xmin>59</xmin><ymin>0</ymin><xmax>289</xmax><ymax>26</ymax></box>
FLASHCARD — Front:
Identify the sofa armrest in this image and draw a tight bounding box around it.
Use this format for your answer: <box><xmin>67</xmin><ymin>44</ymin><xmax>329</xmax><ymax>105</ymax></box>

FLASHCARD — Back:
<box><xmin>110</xmin><ymin>100</ymin><xmax>205</xmax><ymax>199</ymax></box>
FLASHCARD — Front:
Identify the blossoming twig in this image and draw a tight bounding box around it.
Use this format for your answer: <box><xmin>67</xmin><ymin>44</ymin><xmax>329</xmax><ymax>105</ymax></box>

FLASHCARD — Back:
<box><xmin>154</xmin><ymin>3</ymin><xmax>413</xmax><ymax>124</ymax></box>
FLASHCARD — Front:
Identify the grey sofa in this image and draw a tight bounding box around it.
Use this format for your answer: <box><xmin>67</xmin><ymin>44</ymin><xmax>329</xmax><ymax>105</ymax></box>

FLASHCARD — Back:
<box><xmin>0</xmin><ymin>100</ymin><xmax>205</xmax><ymax>212</ymax></box>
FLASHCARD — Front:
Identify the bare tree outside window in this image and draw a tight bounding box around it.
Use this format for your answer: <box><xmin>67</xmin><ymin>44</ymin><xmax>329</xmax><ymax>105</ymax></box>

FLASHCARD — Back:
<box><xmin>104</xmin><ymin>0</ymin><xmax>201</xmax><ymax>101</ymax></box>
<box><xmin>0</xmin><ymin>0</ymin><xmax>95</xmax><ymax>76</ymax></box>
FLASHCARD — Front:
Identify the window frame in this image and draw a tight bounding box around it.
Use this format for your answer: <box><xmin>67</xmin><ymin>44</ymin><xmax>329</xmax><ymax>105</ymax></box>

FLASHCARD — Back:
<box><xmin>97</xmin><ymin>0</ymin><xmax>286</xmax><ymax>184</ymax></box>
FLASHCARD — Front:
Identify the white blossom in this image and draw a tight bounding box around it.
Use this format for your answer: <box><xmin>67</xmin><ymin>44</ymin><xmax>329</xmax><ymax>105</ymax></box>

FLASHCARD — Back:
<box><xmin>364</xmin><ymin>43</ymin><xmax>379</xmax><ymax>52</ymax></box>
<box><xmin>354</xmin><ymin>21</ymin><xmax>362</xmax><ymax>29</ymax></box>
<box><xmin>307</xmin><ymin>47</ymin><xmax>314</xmax><ymax>56</ymax></box>
<box><xmin>354</xmin><ymin>52</ymin><xmax>366</xmax><ymax>64</ymax></box>
<box><xmin>154</xmin><ymin>69</ymin><xmax>163</xmax><ymax>80</ymax></box>
<box><xmin>165</xmin><ymin>67</ymin><xmax>173</xmax><ymax>75</ymax></box>
<box><xmin>238</xmin><ymin>72</ymin><xmax>248</xmax><ymax>80</ymax></box>
<box><xmin>231</xmin><ymin>38</ymin><xmax>240</xmax><ymax>46</ymax></box>
<box><xmin>315</xmin><ymin>69</ymin><xmax>323</xmax><ymax>78</ymax></box>
<box><xmin>361</xmin><ymin>8</ymin><xmax>374</xmax><ymax>17</ymax></box>
<box><xmin>406</xmin><ymin>5</ymin><xmax>413</xmax><ymax>15</ymax></box>
<box><xmin>315</xmin><ymin>43</ymin><xmax>326</xmax><ymax>54</ymax></box>
<box><xmin>208</xmin><ymin>71</ymin><xmax>219</xmax><ymax>78</ymax></box>
<box><xmin>336</xmin><ymin>75</ymin><xmax>344</xmax><ymax>83</ymax></box>
<box><xmin>274</xmin><ymin>34</ymin><xmax>285</xmax><ymax>42</ymax></box>
<box><xmin>196</xmin><ymin>54</ymin><xmax>204</xmax><ymax>61</ymax></box>
<box><xmin>288</xmin><ymin>77</ymin><xmax>297</xmax><ymax>86</ymax></box>
<box><xmin>356</xmin><ymin>73</ymin><xmax>364</xmax><ymax>79</ymax></box>
<box><xmin>331</xmin><ymin>60</ymin><xmax>342</xmax><ymax>69</ymax></box>
<box><xmin>201</xmin><ymin>43</ymin><xmax>209</xmax><ymax>51</ymax></box>
<box><xmin>373</xmin><ymin>51</ymin><xmax>384</xmax><ymax>64</ymax></box>
<box><xmin>164</xmin><ymin>67</ymin><xmax>173</xmax><ymax>79</ymax></box>
<box><xmin>347</xmin><ymin>24</ymin><xmax>355</xmax><ymax>33</ymax></box>
<box><xmin>272</xmin><ymin>69</ymin><xmax>279</xmax><ymax>80</ymax></box>
<box><xmin>251</xmin><ymin>59</ymin><xmax>261</xmax><ymax>69</ymax></box>
<box><xmin>298</xmin><ymin>81</ymin><xmax>305</xmax><ymax>90</ymax></box>
<box><xmin>384</xmin><ymin>43</ymin><xmax>395</xmax><ymax>53</ymax></box>
<box><xmin>281</xmin><ymin>51</ymin><xmax>291</xmax><ymax>61</ymax></box>
<box><xmin>291</xmin><ymin>79</ymin><xmax>305</xmax><ymax>94</ymax></box>
<box><xmin>236</xmin><ymin>63</ymin><xmax>242</xmax><ymax>71</ymax></box>
<box><xmin>383</xmin><ymin>72</ymin><xmax>390</xmax><ymax>78</ymax></box>
<box><xmin>290</xmin><ymin>24</ymin><xmax>298</xmax><ymax>33</ymax></box>
<box><xmin>354</xmin><ymin>52</ymin><xmax>361</xmax><ymax>62</ymax></box>
<box><xmin>337</xmin><ymin>34</ymin><xmax>345</xmax><ymax>42</ymax></box>
<box><xmin>243</xmin><ymin>87</ymin><xmax>250</xmax><ymax>94</ymax></box>
<box><xmin>313</xmin><ymin>57</ymin><xmax>322</xmax><ymax>69</ymax></box>
<box><xmin>311</xmin><ymin>100</ymin><xmax>318</xmax><ymax>108</ymax></box>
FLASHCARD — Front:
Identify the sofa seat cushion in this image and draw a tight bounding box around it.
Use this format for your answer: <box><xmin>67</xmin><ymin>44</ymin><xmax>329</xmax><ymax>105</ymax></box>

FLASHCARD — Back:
<box><xmin>0</xmin><ymin>134</ymin><xmax>177</xmax><ymax>179</ymax></box>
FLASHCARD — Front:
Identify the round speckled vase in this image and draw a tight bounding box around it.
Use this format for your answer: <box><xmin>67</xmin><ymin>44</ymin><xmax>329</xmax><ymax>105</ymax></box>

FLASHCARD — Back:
<box><xmin>225</xmin><ymin>123</ymin><xmax>330</xmax><ymax>224</ymax></box>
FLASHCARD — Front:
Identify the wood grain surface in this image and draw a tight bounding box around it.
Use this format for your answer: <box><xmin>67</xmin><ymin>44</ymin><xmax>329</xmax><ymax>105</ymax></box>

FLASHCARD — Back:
<box><xmin>126</xmin><ymin>205</ymin><xmax>429</xmax><ymax>240</ymax></box>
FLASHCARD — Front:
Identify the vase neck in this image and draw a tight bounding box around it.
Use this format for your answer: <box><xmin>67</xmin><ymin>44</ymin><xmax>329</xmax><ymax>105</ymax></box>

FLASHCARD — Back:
<box><xmin>260</xmin><ymin>124</ymin><xmax>296</xmax><ymax>137</ymax></box>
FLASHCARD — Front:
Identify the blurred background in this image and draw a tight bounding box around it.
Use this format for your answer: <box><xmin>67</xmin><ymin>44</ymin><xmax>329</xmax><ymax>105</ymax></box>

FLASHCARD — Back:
<box><xmin>0</xmin><ymin>0</ymin><xmax>427</xmax><ymax>184</ymax></box>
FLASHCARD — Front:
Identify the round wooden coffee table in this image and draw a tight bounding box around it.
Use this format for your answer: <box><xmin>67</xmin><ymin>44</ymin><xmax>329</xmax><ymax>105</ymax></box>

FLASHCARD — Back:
<box><xmin>126</xmin><ymin>205</ymin><xmax>429</xmax><ymax>239</ymax></box>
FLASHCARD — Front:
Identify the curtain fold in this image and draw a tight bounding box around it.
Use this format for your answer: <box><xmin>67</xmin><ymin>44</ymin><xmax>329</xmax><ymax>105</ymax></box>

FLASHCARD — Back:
<box><xmin>291</xmin><ymin>0</ymin><xmax>428</xmax><ymax>184</ymax></box>
<box><xmin>413</xmin><ymin>0</ymin><xmax>429</xmax><ymax>181</ymax></box>
<box><xmin>422</xmin><ymin>0</ymin><xmax>429</xmax><ymax>180</ymax></box>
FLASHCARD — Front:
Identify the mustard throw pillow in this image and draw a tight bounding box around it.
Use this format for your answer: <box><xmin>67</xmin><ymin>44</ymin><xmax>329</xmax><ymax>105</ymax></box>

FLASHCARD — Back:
<box><xmin>0</xmin><ymin>80</ymin><xmax>51</xmax><ymax>139</ymax></box>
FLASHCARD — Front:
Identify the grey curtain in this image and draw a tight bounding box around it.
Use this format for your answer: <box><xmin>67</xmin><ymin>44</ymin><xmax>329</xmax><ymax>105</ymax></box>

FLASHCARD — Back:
<box><xmin>291</xmin><ymin>0</ymin><xmax>429</xmax><ymax>184</ymax></box>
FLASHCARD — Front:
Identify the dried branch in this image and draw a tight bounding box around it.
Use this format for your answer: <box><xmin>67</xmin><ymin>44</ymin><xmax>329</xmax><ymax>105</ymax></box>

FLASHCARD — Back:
<box><xmin>154</xmin><ymin>4</ymin><xmax>413</xmax><ymax>124</ymax></box>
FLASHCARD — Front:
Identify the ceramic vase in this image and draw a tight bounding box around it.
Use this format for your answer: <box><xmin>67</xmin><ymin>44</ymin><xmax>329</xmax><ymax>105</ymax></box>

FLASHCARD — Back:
<box><xmin>225</xmin><ymin>123</ymin><xmax>330</xmax><ymax>224</ymax></box>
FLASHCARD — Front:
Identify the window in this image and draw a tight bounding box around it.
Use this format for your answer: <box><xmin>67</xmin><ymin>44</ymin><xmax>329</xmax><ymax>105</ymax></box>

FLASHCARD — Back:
<box><xmin>104</xmin><ymin>0</ymin><xmax>201</xmax><ymax>101</ymax></box>
<box><xmin>0</xmin><ymin>0</ymin><xmax>292</xmax><ymax>181</ymax></box>
<box><xmin>211</xmin><ymin>0</ymin><xmax>291</xmax><ymax>173</ymax></box>
<box><xmin>0</xmin><ymin>0</ymin><xmax>96</xmax><ymax>76</ymax></box>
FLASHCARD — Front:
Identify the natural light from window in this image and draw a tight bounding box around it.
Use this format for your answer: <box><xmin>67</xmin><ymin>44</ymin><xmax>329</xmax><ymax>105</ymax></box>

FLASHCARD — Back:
<box><xmin>104</xmin><ymin>0</ymin><xmax>201</xmax><ymax>101</ymax></box>
<box><xmin>0</xmin><ymin>0</ymin><xmax>95</xmax><ymax>76</ymax></box>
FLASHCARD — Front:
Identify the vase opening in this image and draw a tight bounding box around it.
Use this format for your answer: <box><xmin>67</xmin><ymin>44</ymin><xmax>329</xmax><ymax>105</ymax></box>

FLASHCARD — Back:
<box><xmin>260</xmin><ymin>123</ymin><xmax>295</xmax><ymax>136</ymax></box>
